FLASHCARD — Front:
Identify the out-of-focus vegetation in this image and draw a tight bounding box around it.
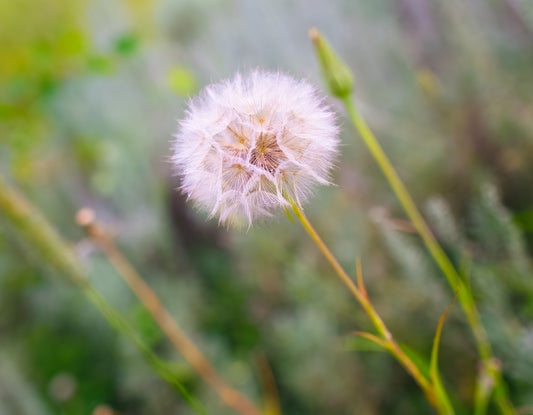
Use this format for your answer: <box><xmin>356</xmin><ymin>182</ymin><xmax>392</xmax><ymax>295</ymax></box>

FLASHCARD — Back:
<box><xmin>1</xmin><ymin>1</ymin><xmax>533</xmax><ymax>414</ymax></box>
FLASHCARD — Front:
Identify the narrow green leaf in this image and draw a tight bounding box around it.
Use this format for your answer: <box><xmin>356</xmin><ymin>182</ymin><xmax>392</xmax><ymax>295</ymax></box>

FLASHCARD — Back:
<box><xmin>473</xmin><ymin>363</ymin><xmax>493</xmax><ymax>415</ymax></box>
<box><xmin>397</xmin><ymin>343</ymin><xmax>430</xmax><ymax>380</ymax></box>
<box><xmin>344</xmin><ymin>331</ymin><xmax>390</xmax><ymax>352</ymax></box>
<box><xmin>0</xmin><ymin>176</ymin><xmax>209</xmax><ymax>415</ymax></box>
<box><xmin>459</xmin><ymin>249</ymin><xmax>473</xmax><ymax>289</ymax></box>
<box><xmin>429</xmin><ymin>290</ymin><xmax>459</xmax><ymax>415</ymax></box>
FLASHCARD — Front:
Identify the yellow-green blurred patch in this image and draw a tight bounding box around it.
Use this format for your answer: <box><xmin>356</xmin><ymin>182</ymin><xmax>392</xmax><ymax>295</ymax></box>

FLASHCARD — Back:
<box><xmin>86</xmin><ymin>55</ymin><xmax>116</xmax><ymax>75</ymax></box>
<box><xmin>57</xmin><ymin>30</ymin><xmax>86</xmax><ymax>56</ymax></box>
<box><xmin>166</xmin><ymin>66</ymin><xmax>197</xmax><ymax>97</ymax></box>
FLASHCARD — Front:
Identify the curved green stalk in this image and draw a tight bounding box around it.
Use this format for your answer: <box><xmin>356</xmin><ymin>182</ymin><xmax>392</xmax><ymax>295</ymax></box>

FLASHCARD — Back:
<box><xmin>310</xmin><ymin>27</ymin><xmax>515</xmax><ymax>411</ymax></box>
<box><xmin>291</xmin><ymin>203</ymin><xmax>456</xmax><ymax>414</ymax></box>
<box><xmin>340</xmin><ymin>96</ymin><xmax>516</xmax><ymax>415</ymax></box>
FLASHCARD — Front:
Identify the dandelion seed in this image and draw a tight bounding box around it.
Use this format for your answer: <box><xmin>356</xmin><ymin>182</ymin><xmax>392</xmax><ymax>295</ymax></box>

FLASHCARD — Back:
<box><xmin>172</xmin><ymin>71</ymin><xmax>339</xmax><ymax>226</ymax></box>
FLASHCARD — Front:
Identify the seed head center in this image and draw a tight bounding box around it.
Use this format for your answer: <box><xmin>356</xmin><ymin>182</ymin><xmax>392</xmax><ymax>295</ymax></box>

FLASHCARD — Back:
<box><xmin>249</xmin><ymin>132</ymin><xmax>286</xmax><ymax>174</ymax></box>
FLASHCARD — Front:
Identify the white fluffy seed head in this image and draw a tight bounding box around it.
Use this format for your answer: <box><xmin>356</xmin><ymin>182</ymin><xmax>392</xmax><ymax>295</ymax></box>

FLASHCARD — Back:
<box><xmin>172</xmin><ymin>71</ymin><xmax>339</xmax><ymax>227</ymax></box>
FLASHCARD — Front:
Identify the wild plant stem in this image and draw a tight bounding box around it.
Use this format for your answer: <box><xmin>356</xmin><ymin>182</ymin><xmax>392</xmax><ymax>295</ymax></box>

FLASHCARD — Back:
<box><xmin>341</xmin><ymin>95</ymin><xmax>516</xmax><ymax>415</ymax></box>
<box><xmin>291</xmin><ymin>204</ymin><xmax>447</xmax><ymax>412</ymax></box>
<box><xmin>82</xmin><ymin>285</ymin><xmax>209</xmax><ymax>415</ymax></box>
<box><xmin>83</xmin><ymin>221</ymin><xmax>262</xmax><ymax>415</ymax></box>
<box><xmin>0</xmin><ymin>175</ymin><xmax>208</xmax><ymax>415</ymax></box>
<box><xmin>0</xmin><ymin>175</ymin><xmax>260</xmax><ymax>415</ymax></box>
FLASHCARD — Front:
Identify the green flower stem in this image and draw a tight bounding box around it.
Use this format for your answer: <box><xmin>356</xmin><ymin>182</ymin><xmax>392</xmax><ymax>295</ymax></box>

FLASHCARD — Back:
<box><xmin>291</xmin><ymin>203</ymin><xmax>452</xmax><ymax>414</ymax></box>
<box><xmin>340</xmin><ymin>96</ymin><xmax>516</xmax><ymax>415</ymax></box>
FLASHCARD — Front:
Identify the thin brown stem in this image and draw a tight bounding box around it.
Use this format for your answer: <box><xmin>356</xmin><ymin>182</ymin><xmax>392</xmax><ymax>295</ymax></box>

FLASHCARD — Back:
<box><xmin>0</xmin><ymin>176</ymin><xmax>208</xmax><ymax>414</ymax></box>
<box><xmin>290</xmin><ymin>204</ymin><xmax>439</xmax><ymax>409</ymax></box>
<box><xmin>77</xmin><ymin>211</ymin><xmax>261</xmax><ymax>415</ymax></box>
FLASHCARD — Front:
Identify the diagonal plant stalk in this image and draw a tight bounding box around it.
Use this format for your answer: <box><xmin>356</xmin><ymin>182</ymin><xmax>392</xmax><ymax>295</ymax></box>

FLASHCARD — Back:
<box><xmin>76</xmin><ymin>211</ymin><xmax>262</xmax><ymax>415</ymax></box>
<box><xmin>309</xmin><ymin>28</ymin><xmax>516</xmax><ymax>415</ymax></box>
<box><xmin>82</xmin><ymin>285</ymin><xmax>209</xmax><ymax>415</ymax></box>
<box><xmin>291</xmin><ymin>203</ymin><xmax>454</xmax><ymax>415</ymax></box>
<box><xmin>0</xmin><ymin>175</ymin><xmax>261</xmax><ymax>415</ymax></box>
<box><xmin>255</xmin><ymin>353</ymin><xmax>282</xmax><ymax>415</ymax></box>
<box><xmin>430</xmin><ymin>290</ymin><xmax>459</xmax><ymax>415</ymax></box>
<box><xmin>0</xmin><ymin>175</ymin><xmax>208</xmax><ymax>415</ymax></box>
<box><xmin>341</xmin><ymin>91</ymin><xmax>515</xmax><ymax>415</ymax></box>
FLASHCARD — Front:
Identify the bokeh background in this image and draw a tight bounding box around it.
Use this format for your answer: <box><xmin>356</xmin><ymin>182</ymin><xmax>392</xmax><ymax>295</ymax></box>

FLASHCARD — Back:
<box><xmin>1</xmin><ymin>0</ymin><xmax>533</xmax><ymax>414</ymax></box>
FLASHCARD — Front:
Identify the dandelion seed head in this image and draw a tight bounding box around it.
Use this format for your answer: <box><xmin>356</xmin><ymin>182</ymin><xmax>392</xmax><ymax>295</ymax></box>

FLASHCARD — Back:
<box><xmin>172</xmin><ymin>71</ymin><xmax>339</xmax><ymax>227</ymax></box>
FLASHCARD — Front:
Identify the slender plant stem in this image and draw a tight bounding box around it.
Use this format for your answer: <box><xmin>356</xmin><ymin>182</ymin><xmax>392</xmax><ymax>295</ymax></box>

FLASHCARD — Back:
<box><xmin>81</xmin><ymin>218</ymin><xmax>261</xmax><ymax>415</ymax></box>
<box><xmin>341</xmin><ymin>95</ymin><xmax>516</xmax><ymax>415</ymax></box>
<box><xmin>0</xmin><ymin>175</ymin><xmax>260</xmax><ymax>415</ymax></box>
<box><xmin>82</xmin><ymin>285</ymin><xmax>209</xmax><ymax>415</ymax></box>
<box><xmin>290</xmin><ymin>203</ymin><xmax>447</xmax><ymax>412</ymax></box>
<box><xmin>474</xmin><ymin>360</ymin><xmax>494</xmax><ymax>415</ymax></box>
<box><xmin>0</xmin><ymin>175</ymin><xmax>208</xmax><ymax>415</ymax></box>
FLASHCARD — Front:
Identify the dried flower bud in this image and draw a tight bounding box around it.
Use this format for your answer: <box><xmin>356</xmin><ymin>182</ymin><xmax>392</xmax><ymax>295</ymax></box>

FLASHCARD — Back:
<box><xmin>172</xmin><ymin>71</ymin><xmax>339</xmax><ymax>227</ymax></box>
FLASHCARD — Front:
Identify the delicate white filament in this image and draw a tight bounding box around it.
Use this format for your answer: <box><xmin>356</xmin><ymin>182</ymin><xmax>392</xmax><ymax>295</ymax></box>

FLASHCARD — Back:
<box><xmin>172</xmin><ymin>71</ymin><xmax>339</xmax><ymax>227</ymax></box>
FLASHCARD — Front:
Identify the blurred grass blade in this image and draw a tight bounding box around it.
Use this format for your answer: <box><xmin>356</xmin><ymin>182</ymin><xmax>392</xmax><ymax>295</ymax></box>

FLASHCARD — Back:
<box><xmin>459</xmin><ymin>249</ymin><xmax>473</xmax><ymax>290</ymax></box>
<box><xmin>429</xmin><ymin>289</ymin><xmax>459</xmax><ymax>415</ymax></box>
<box><xmin>310</xmin><ymin>29</ymin><xmax>517</xmax><ymax>415</ymax></box>
<box><xmin>350</xmin><ymin>331</ymin><xmax>391</xmax><ymax>351</ymax></box>
<box><xmin>345</xmin><ymin>333</ymin><xmax>431</xmax><ymax>378</ymax></box>
<box><xmin>344</xmin><ymin>333</ymin><xmax>387</xmax><ymax>353</ymax></box>
<box><xmin>355</xmin><ymin>258</ymin><xmax>367</xmax><ymax>298</ymax></box>
<box><xmin>0</xmin><ymin>175</ymin><xmax>209</xmax><ymax>415</ymax></box>
<box><xmin>79</xmin><ymin>212</ymin><xmax>262</xmax><ymax>415</ymax></box>
<box><xmin>83</xmin><ymin>287</ymin><xmax>210</xmax><ymax>415</ymax></box>
<box><xmin>474</xmin><ymin>362</ymin><xmax>495</xmax><ymax>415</ymax></box>
<box><xmin>256</xmin><ymin>353</ymin><xmax>282</xmax><ymax>415</ymax></box>
<box><xmin>0</xmin><ymin>175</ymin><xmax>86</xmax><ymax>286</ymax></box>
<box><xmin>398</xmin><ymin>343</ymin><xmax>430</xmax><ymax>381</ymax></box>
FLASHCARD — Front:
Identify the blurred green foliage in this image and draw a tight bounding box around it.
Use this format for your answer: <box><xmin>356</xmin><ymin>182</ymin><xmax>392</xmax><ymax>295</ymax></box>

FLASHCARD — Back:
<box><xmin>1</xmin><ymin>1</ymin><xmax>533</xmax><ymax>414</ymax></box>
